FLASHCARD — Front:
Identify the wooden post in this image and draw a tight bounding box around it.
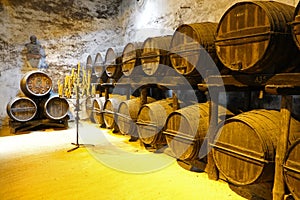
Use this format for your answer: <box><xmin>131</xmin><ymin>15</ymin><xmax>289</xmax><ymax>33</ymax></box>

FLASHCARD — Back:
<box><xmin>172</xmin><ymin>91</ymin><xmax>179</xmax><ymax>111</ymax></box>
<box><xmin>126</xmin><ymin>86</ymin><xmax>131</xmax><ymax>100</ymax></box>
<box><xmin>140</xmin><ymin>87</ymin><xmax>147</xmax><ymax>105</ymax></box>
<box><xmin>273</xmin><ymin>95</ymin><xmax>292</xmax><ymax>200</ymax></box>
<box><xmin>104</xmin><ymin>87</ymin><xmax>109</xmax><ymax>100</ymax></box>
<box><xmin>207</xmin><ymin>87</ymin><xmax>219</xmax><ymax>180</ymax></box>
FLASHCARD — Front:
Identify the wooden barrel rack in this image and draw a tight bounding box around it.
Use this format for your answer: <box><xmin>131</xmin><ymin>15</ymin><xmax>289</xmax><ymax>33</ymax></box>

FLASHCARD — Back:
<box><xmin>198</xmin><ymin>73</ymin><xmax>300</xmax><ymax>200</ymax></box>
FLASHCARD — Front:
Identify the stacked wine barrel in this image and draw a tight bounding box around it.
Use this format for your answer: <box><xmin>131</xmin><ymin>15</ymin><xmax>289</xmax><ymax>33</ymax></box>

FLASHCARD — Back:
<box><xmin>85</xmin><ymin>1</ymin><xmax>300</xmax><ymax>199</ymax></box>
<box><xmin>7</xmin><ymin>71</ymin><xmax>69</xmax><ymax>132</ymax></box>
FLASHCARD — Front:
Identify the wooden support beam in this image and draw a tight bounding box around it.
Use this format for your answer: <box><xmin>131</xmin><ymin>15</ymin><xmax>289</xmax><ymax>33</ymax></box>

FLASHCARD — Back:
<box><xmin>140</xmin><ymin>87</ymin><xmax>147</xmax><ymax>106</ymax></box>
<box><xmin>172</xmin><ymin>91</ymin><xmax>179</xmax><ymax>111</ymax></box>
<box><xmin>273</xmin><ymin>95</ymin><xmax>292</xmax><ymax>200</ymax></box>
<box><xmin>207</xmin><ymin>88</ymin><xmax>219</xmax><ymax>180</ymax></box>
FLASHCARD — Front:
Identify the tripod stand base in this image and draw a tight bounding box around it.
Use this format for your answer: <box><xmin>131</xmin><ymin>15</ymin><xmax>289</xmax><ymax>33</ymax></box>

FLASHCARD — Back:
<box><xmin>67</xmin><ymin>142</ymin><xmax>95</xmax><ymax>152</ymax></box>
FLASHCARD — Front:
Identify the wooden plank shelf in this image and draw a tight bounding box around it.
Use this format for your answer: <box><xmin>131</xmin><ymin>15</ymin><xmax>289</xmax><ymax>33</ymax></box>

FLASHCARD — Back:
<box><xmin>197</xmin><ymin>73</ymin><xmax>300</xmax><ymax>200</ymax></box>
<box><xmin>198</xmin><ymin>74</ymin><xmax>274</xmax><ymax>91</ymax></box>
<box><xmin>265</xmin><ymin>73</ymin><xmax>300</xmax><ymax>95</ymax></box>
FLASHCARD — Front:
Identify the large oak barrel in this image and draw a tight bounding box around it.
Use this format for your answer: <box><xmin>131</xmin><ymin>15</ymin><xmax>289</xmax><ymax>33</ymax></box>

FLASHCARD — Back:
<box><xmin>292</xmin><ymin>2</ymin><xmax>300</xmax><ymax>50</ymax></box>
<box><xmin>103</xmin><ymin>95</ymin><xmax>128</xmax><ymax>130</ymax></box>
<box><xmin>137</xmin><ymin>99</ymin><xmax>174</xmax><ymax>147</ymax></box>
<box><xmin>215</xmin><ymin>1</ymin><xmax>299</xmax><ymax>73</ymax></box>
<box><xmin>141</xmin><ymin>35</ymin><xmax>172</xmax><ymax>76</ymax></box>
<box><xmin>91</xmin><ymin>97</ymin><xmax>106</xmax><ymax>126</ymax></box>
<box><xmin>170</xmin><ymin>22</ymin><xmax>224</xmax><ymax>81</ymax></box>
<box><xmin>6</xmin><ymin>97</ymin><xmax>37</xmax><ymax>122</ymax></box>
<box><xmin>86</xmin><ymin>55</ymin><xmax>93</xmax><ymax>71</ymax></box>
<box><xmin>213</xmin><ymin>109</ymin><xmax>300</xmax><ymax>186</ymax></box>
<box><xmin>163</xmin><ymin>102</ymin><xmax>232</xmax><ymax>161</ymax></box>
<box><xmin>284</xmin><ymin>139</ymin><xmax>300</xmax><ymax>200</ymax></box>
<box><xmin>93</xmin><ymin>52</ymin><xmax>108</xmax><ymax>83</ymax></box>
<box><xmin>104</xmin><ymin>47</ymin><xmax>123</xmax><ymax>80</ymax></box>
<box><xmin>20</xmin><ymin>71</ymin><xmax>52</xmax><ymax>97</ymax></box>
<box><xmin>43</xmin><ymin>95</ymin><xmax>69</xmax><ymax>120</ymax></box>
<box><xmin>121</xmin><ymin>42</ymin><xmax>143</xmax><ymax>77</ymax></box>
<box><xmin>116</xmin><ymin>97</ymin><xmax>156</xmax><ymax>137</ymax></box>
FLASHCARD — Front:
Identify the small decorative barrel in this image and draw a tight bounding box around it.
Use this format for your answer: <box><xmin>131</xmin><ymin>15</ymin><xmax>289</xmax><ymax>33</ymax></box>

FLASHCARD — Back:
<box><xmin>164</xmin><ymin>102</ymin><xmax>233</xmax><ymax>161</ymax></box>
<box><xmin>170</xmin><ymin>22</ymin><xmax>224</xmax><ymax>81</ymax></box>
<box><xmin>92</xmin><ymin>97</ymin><xmax>106</xmax><ymax>126</ymax></box>
<box><xmin>284</xmin><ymin>139</ymin><xmax>300</xmax><ymax>200</ymax></box>
<box><xmin>116</xmin><ymin>97</ymin><xmax>156</xmax><ymax>137</ymax></box>
<box><xmin>20</xmin><ymin>71</ymin><xmax>52</xmax><ymax>97</ymax></box>
<box><xmin>141</xmin><ymin>35</ymin><xmax>172</xmax><ymax>76</ymax></box>
<box><xmin>213</xmin><ymin>109</ymin><xmax>300</xmax><ymax>186</ymax></box>
<box><xmin>215</xmin><ymin>1</ymin><xmax>299</xmax><ymax>73</ymax></box>
<box><xmin>104</xmin><ymin>47</ymin><xmax>123</xmax><ymax>80</ymax></box>
<box><xmin>121</xmin><ymin>42</ymin><xmax>143</xmax><ymax>77</ymax></box>
<box><xmin>6</xmin><ymin>97</ymin><xmax>37</xmax><ymax>122</ymax></box>
<box><xmin>137</xmin><ymin>99</ymin><xmax>174</xmax><ymax>148</ymax></box>
<box><xmin>43</xmin><ymin>95</ymin><xmax>69</xmax><ymax>120</ymax></box>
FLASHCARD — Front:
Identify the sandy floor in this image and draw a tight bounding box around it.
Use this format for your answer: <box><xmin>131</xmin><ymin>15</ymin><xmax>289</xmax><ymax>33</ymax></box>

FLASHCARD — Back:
<box><xmin>0</xmin><ymin>121</ymin><xmax>247</xmax><ymax>200</ymax></box>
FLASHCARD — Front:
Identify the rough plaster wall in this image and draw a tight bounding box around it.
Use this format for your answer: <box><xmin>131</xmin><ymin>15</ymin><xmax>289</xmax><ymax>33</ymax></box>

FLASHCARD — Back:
<box><xmin>0</xmin><ymin>0</ymin><xmax>298</xmax><ymax>125</ymax></box>
<box><xmin>120</xmin><ymin>0</ymin><xmax>298</xmax><ymax>42</ymax></box>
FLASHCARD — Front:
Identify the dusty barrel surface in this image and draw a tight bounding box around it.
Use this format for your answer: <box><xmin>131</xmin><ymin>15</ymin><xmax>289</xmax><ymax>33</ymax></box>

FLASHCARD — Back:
<box><xmin>170</xmin><ymin>22</ymin><xmax>223</xmax><ymax>80</ymax></box>
<box><xmin>6</xmin><ymin>97</ymin><xmax>37</xmax><ymax>122</ymax></box>
<box><xmin>91</xmin><ymin>97</ymin><xmax>106</xmax><ymax>126</ymax></box>
<box><xmin>164</xmin><ymin>102</ymin><xmax>232</xmax><ymax>161</ymax></box>
<box><xmin>103</xmin><ymin>95</ymin><xmax>128</xmax><ymax>129</ymax></box>
<box><xmin>121</xmin><ymin>42</ymin><xmax>143</xmax><ymax>77</ymax></box>
<box><xmin>137</xmin><ymin>99</ymin><xmax>174</xmax><ymax>147</ymax></box>
<box><xmin>43</xmin><ymin>95</ymin><xmax>69</xmax><ymax>120</ymax></box>
<box><xmin>215</xmin><ymin>1</ymin><xmax>299</xmax><ymax>73</ymax></box>
<box><xmin>213</xmin><ymin>109</ymin><xmax>300</xmax><ymax>186</ymax></box>
<box><xmin>292</xmin><ymin>1</ymin><xmax>300</xmax><ymax>50</ymax></box>
<box><xmin>284</xmin><ymin>139</ymin><xmax>300</xmax><ymax>200</ymax></box>
<box><xmin>141</xmin><ymin>35</ymin><xmax>172</xmax><ymax>76</ymax></box>
<box><xmin>104</xmin><ymin>47</ymin><xmax>123</xmax><ymax>80</ymax></box>
<box><xmin>116</xmin><ymin>97</ymin><xmax>156</xmax><ymax>137</ymax></box>
<box><xmin>20</xmin><ymin>71</ymin><xmax>52</xmax><ymax>97</ymax></box>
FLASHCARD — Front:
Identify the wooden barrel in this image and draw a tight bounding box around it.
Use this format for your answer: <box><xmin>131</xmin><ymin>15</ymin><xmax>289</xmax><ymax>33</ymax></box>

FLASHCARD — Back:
<box><xmin>86</xmin><ymin>55</ymin><xmax>93</xmax><ymax>71</ymax></box>
<box><xmin>116</xmin><ymin>97</ymin><xmax>156</xmax><ymax>137</ymax></box>
<box><xmin>6</xmin><ymin>97</ymin><xmax>37</xmax><ymax>122</ymax></box>
<box><xmin>93</xmin><ymin>53</ymin><xmax>108</xmax><ymax>83</ymax></box>
<box><xmin>284</xmin><ymin>139</ymin><xmax>300</xmax><ymax>200</ymax></box>
<box><xmin>292</xmin><ymin>2</ymin><xmax>300</xmax><ymax>50</ymax></box>
<box><xmin>104</xmin><ymin>47</ymin><xmax>123</xmax><ymax>80</ymax></box>
<box><xmin>141</xmin><ymin>35</ymin><xmax>172</xmax><ymax>76</ymax></box>
<box><xmin>103</xmin><ymin>95</ymin><xmax>128</xmax><ymax>129</ymax></box>
<box><xmin>170</xmin><ymin>22</ymin><xmax>224</xmax><ymax>80</ymax></box>
<box><xmin>215</xmin><ymin>1</ymin><xmax>299</xmax><ymax>73</ymax></box>
<box><xmin>20</xmin><ymin>71</ymin><xmax>52</xmax><ymax>97</ymax></box>
<box><xmin>163</xmin><ymin>102</ymin><xmax>232</xmax><ymax>161</ymax></box>
<box><xmin>122</xmin><ymin>42</ymin><xmax>143</xmax><ymax>77</ymax></box>
<box><xmin>92</xmin><ymin>97</ymin><xmax>106</xmax><ymax>126</ymax></box>
<box><xmin>43</xmin><ymin>95</ymin><xmax>69</xmax><ymax>120</ymax></box>
<box><xmin>137</xmin><ymin>99</ymin><xmax>174</xmax><ymax>147</ymax></box>
<box><xmin>213</xmin><ymin>109</ymin><xmax>300</xmax><ymax>186</ymax></box>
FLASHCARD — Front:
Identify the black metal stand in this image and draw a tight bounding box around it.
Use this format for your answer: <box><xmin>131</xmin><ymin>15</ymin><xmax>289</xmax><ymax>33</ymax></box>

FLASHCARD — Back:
<box><xmin>68</xmin><ymin>85</ymin><xmax>94</xmax><ymax>152</ymax></box>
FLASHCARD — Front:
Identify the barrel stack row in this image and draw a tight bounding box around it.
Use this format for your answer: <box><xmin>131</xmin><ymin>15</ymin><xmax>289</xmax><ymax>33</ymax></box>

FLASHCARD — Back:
<box><xmin>85</xmin><ymin>1</ymin><xmax>300</xmax><ymax>199</ymax></box>
<box><xmin>7</xmin><ymin>71</ymin><xmax>69</xmax><ymax>132</ymax></box>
